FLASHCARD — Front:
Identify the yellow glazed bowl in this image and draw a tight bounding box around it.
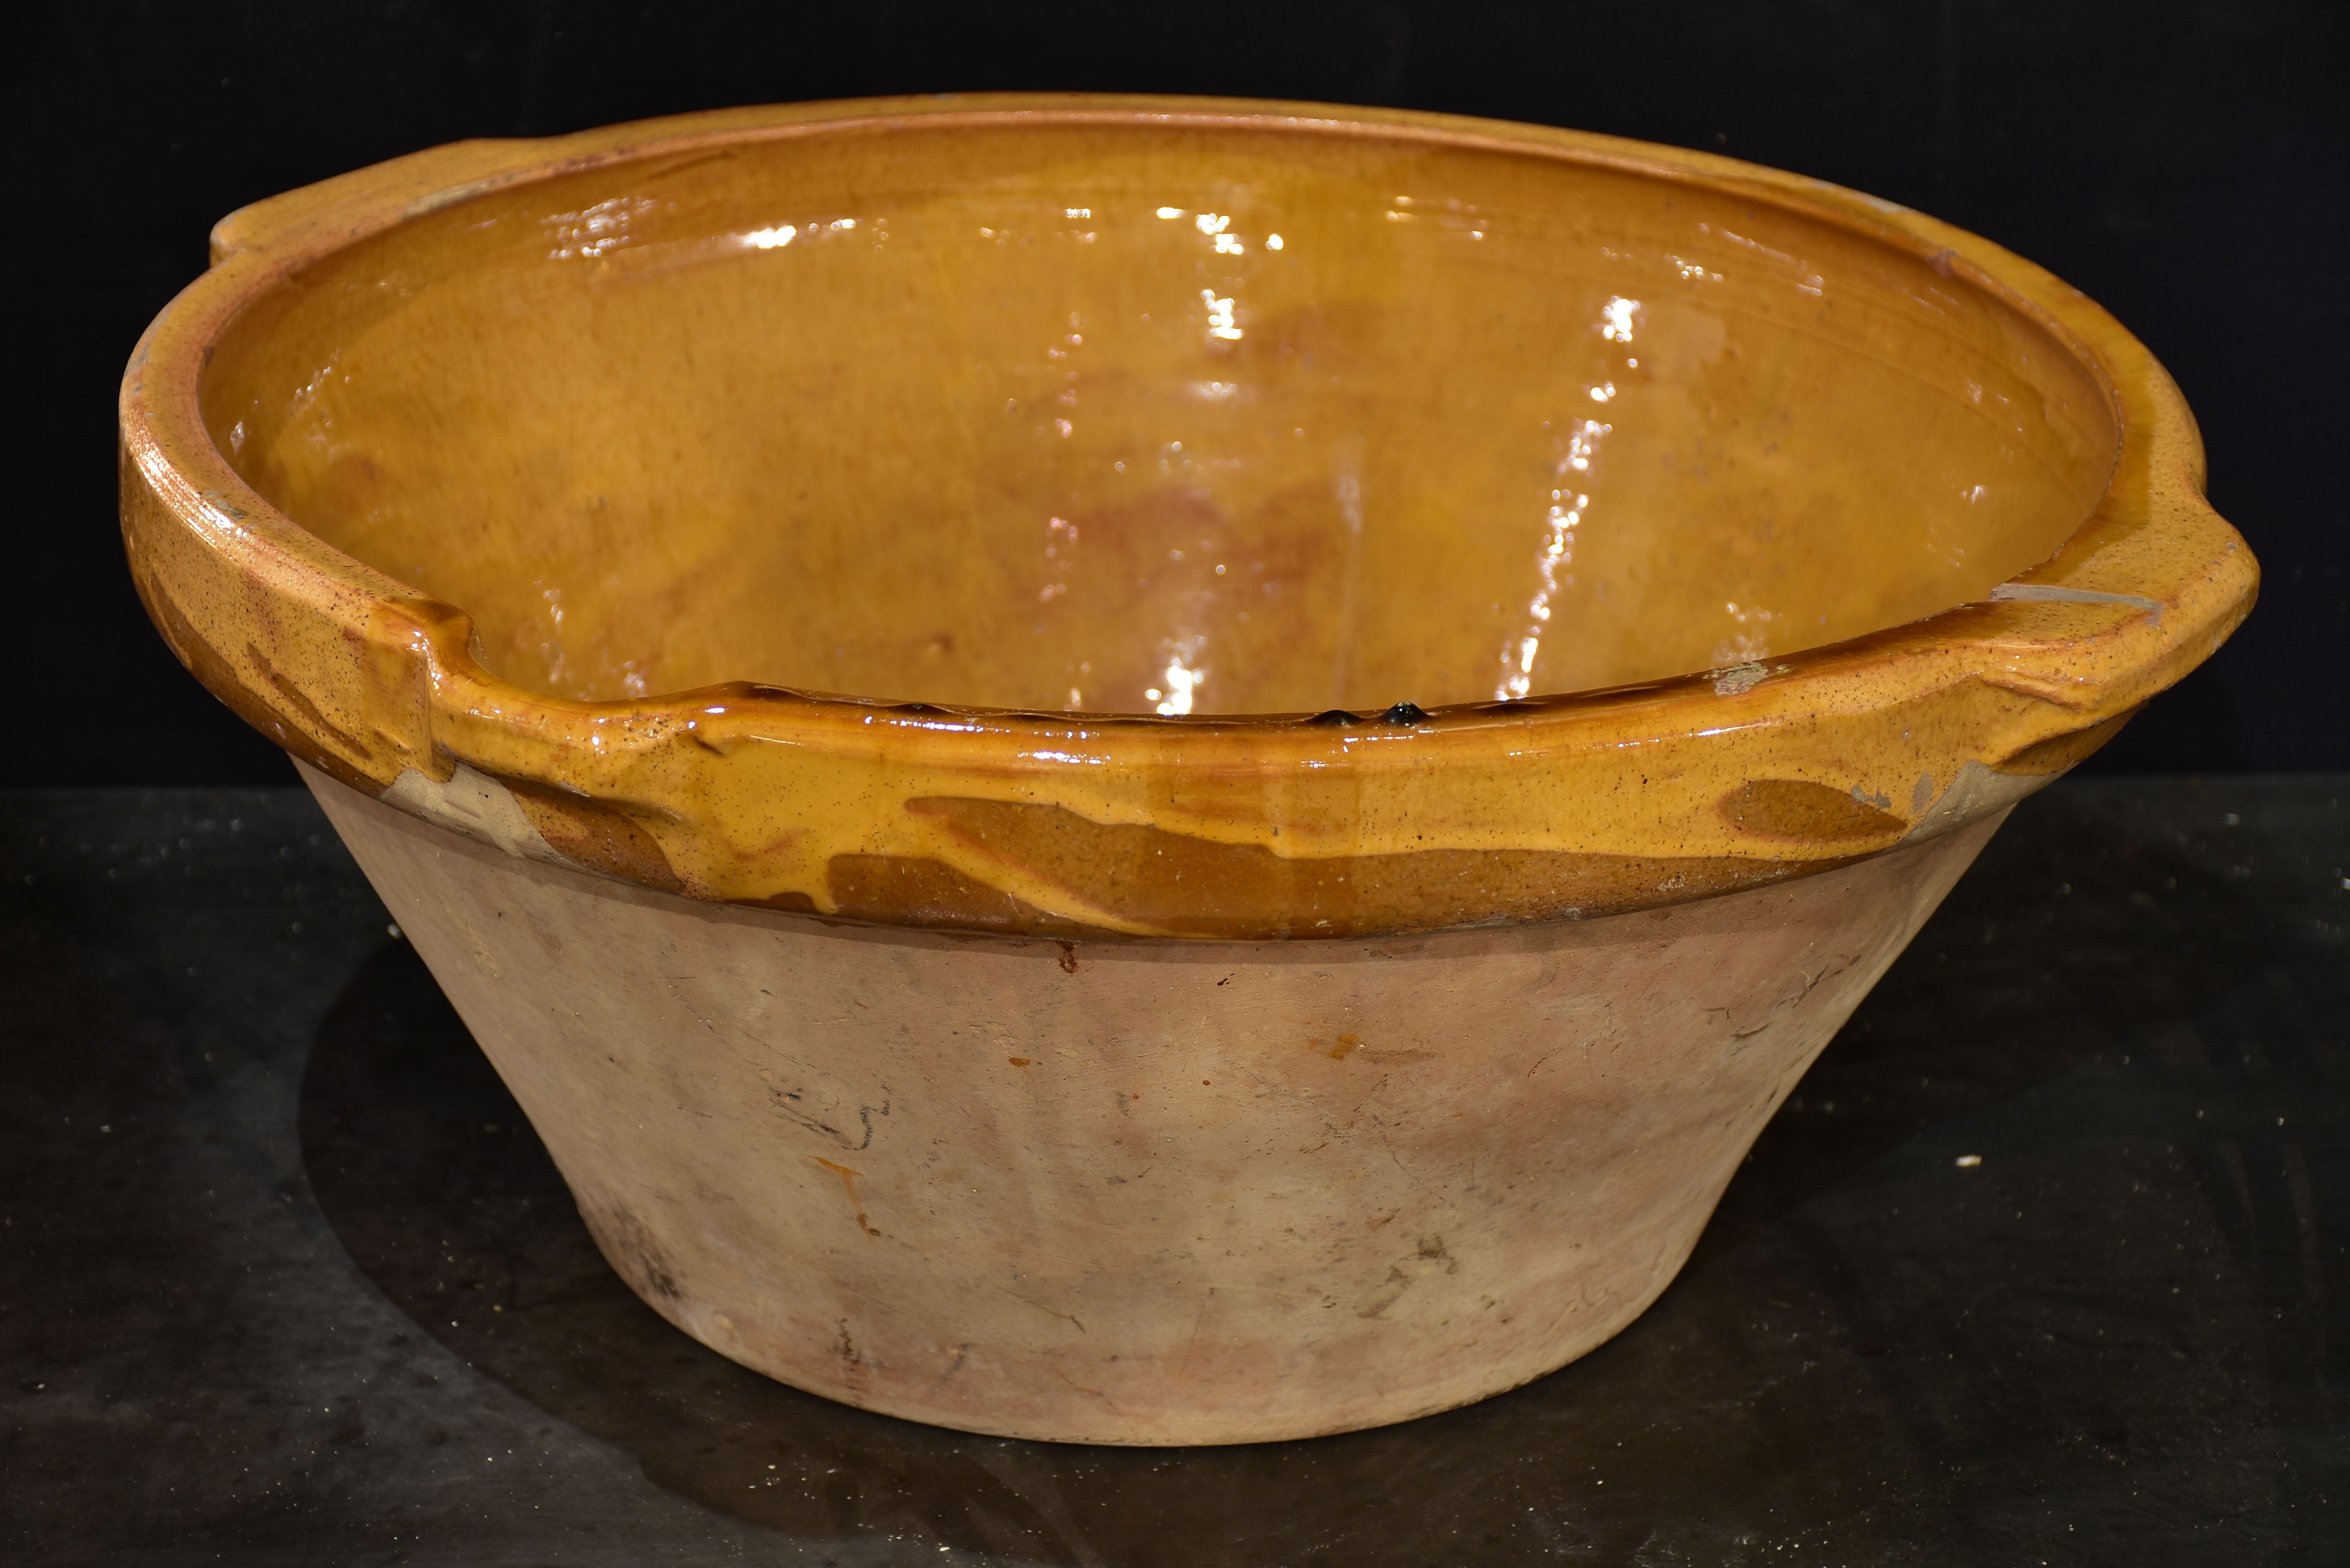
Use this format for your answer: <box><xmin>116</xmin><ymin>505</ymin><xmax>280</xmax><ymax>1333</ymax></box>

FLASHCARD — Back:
<box><xmin>121</xmin><ymin>96</ymin><xmax>2253</xmax><ymax>1445</ymax></box>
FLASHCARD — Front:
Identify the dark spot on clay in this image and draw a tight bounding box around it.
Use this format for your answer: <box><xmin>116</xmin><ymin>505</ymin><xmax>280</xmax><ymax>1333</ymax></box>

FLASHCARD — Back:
<box><xmin>1056</xmin><ymin>941</ymin><xmax>1080</xmax><ymax>974</ymax></box>
<box><xmin>834</xmin><ymin>1319</ymin><xmax>863</xmax><ymax>1381</ymax></box>
<box><xmin>581</xmin><ymin>1198</ymin><xmax>683</xmax><ymax>1300</ymax></box>
<box><xmin>1307</xmin><ymin>709</ymin><xmax>1360</xmax><ymax>727</ymax></box>
<box><xmin>1381</xmin><ymin>702</ymin><xmax>1428</xmax><ymax>727</ymax></box>
<box><xmin>1008</xmin><ymin>1057</ymin><xmax>1032</xmax><ymax>1067</ymax></box>
<box><xmin>767</xmin><ymin>1090</ymin><xmax>888</xmax><ymax>1152</ymax></box>
<box><xmin>1357</xmin><ymin>1264</ymin><xmax>1412</xmax><ymax>1319</ymax></box>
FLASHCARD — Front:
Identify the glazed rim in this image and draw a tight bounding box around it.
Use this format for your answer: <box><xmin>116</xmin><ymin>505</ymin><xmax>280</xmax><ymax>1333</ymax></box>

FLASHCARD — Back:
<box><xmin>120</xmin><ymin>95</ymin><xmax>2255</xmax><ymax>940</ymax></box>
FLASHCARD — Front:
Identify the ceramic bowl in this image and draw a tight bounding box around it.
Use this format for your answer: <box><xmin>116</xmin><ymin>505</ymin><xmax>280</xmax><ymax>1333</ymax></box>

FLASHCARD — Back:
<box><xmin>120</xmin><ymin>96</ymin><xmax>2253</xmax><ymax>1445</ymax></box>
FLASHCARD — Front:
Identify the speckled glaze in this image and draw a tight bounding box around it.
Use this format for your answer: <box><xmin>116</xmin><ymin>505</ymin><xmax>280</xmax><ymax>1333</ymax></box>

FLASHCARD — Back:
<box><xmin>121</xmin><ymin>96</ymin><xmax>2252</xmax><ymax>1442</ymax></box>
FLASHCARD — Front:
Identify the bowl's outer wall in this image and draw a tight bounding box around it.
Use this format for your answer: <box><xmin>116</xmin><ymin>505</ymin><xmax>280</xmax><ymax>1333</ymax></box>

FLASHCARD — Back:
<box><xmin>306</xmin><ymin>760</ymin><xmax>2002</xmax><ymax>1445</ymax></box>
<box><xmin>120</xmin><ymin>98</ymin><xmax>2254</xmax><ymax>944</ymax></box>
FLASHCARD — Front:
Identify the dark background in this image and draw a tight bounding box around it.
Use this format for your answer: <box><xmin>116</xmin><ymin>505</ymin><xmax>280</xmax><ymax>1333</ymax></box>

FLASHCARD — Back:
<box><xmin>11</xmin><ymin>0</ymin><xmax>2345</xmax><ymax>784</ymax></box>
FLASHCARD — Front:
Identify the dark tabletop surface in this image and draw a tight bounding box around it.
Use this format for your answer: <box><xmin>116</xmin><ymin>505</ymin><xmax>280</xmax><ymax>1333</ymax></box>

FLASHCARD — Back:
<box><xmin>2</xmin><ymin>776</ymin><xmax>2344</xmax><ymax>1566</ymax></box>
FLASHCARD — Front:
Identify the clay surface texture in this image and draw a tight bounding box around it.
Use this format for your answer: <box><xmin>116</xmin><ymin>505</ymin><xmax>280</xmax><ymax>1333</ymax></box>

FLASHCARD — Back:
<box><xmin>313</xmin><ymin>763</ymin><xmax>1997</xmax><ymax>1443</ymax></box>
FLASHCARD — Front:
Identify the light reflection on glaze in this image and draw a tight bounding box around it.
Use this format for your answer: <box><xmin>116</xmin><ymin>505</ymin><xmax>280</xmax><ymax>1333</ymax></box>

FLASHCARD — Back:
<box><xmin>1497</xmin><ymin>295</ymin><xmax>1648</xmax><ymax>699</ymax></box>
<box><xmin>1147</xmin><ymin>638</ymin><xmax>1208</xmax><ymax>716</ymax></box>
<box><xmin>751</xmin><ymin>195</ymin><xmax>1230</xmax><ymax>723</ymax></box>
<box><xmin>729</xmin><ymin>216</ymin><xmax>869</xmax><ymax>253</ymax></box>
<box><xmin>544</xmin><ymin>197</ymin><xmax>653</xmax><ymax>260</ymax></box>
<box><xmin>1712</xmin><ymin>603</ymin><xmax>1780</xmax><ymax>668</ymax></box>
<box><xmin>1328</xmin><ymin>439</ymin><xmax>1368</xmax><ymax>707</ymax></box>
<box><xmin>1200</xmin><ymin>289</ymin><xmax>1241</xmax><ymax>342</ymax></box>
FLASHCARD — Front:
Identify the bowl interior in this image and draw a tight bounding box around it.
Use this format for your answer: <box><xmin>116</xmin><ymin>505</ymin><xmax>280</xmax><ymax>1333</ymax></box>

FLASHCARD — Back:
<box><xmin>201</xmin><ymin>116</ymin><xmax>2118</xmax><ymax>715</ymax></box>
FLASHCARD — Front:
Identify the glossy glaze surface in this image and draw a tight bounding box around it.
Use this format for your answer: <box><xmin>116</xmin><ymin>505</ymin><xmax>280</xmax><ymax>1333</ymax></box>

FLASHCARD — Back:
<box><xmin>121</xmin><ymin>97</ymin><xmax>2254</xmax><ymax>937</ymax></box>
<box><xmin>205</xmin><ymin>126</ymin><xmax>2112</xmax><ymax>714</ymax></box>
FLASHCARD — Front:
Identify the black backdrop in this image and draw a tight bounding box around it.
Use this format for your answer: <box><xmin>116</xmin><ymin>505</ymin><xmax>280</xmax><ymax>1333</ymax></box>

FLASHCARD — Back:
<box><xmin>13</xmin><ymin>1</ymin><xmax>2344</xmax><ymax>783</ymax></box>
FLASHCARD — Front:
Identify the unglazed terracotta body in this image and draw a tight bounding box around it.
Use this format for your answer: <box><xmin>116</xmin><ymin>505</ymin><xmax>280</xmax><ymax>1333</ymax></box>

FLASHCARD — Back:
<box><xmin>120</xmin><ymin>97</ymin><xmax>2254</xmax><ymax>1442</ymax></box>
<box><xmin>307</xmin><ymin>759</ymin><xmax>2001</xmax><ymax>1444</ymax></box>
